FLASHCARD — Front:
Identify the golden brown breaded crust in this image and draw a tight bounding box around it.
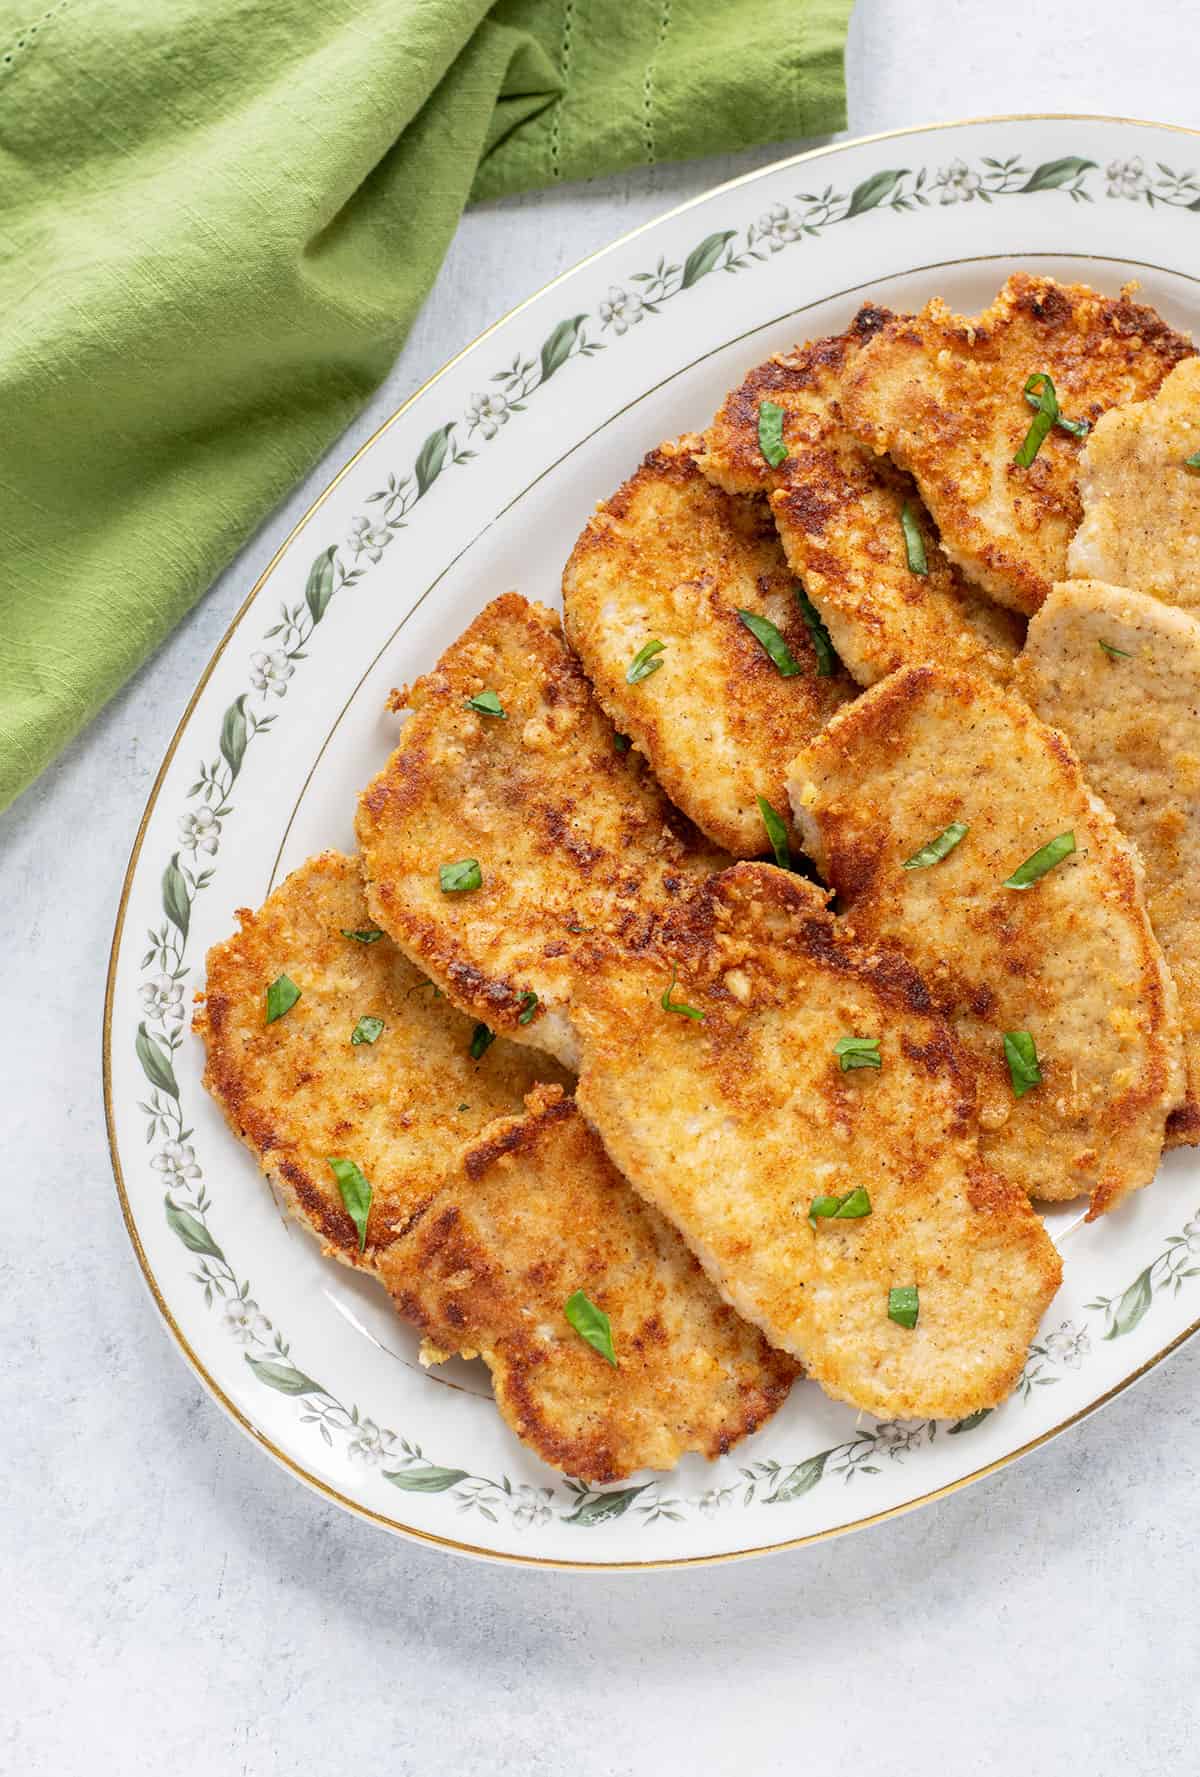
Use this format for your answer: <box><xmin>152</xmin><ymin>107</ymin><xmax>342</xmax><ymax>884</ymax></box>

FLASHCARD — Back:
<box><xmin>561</xmin><ymin>435</ymin><xmax>854</xmax><ymax>854</ymax></box>
<box><xmin>195</xmin><ymin>851</ymin><xmax>569</xmax><ymax>1261</ymax></box>
<box><xmin>839</xmin><ymin>276</ymin><xmax>1194</xmax><ymax>615</ymax></box>
<box><xmin>378</xmin><ymin>1085</ymin><xmax>799</xmax><ymax>1481</ymax></box>
<box><xmin>1068</xmin><ymin>357</ymin><xmax>1200</xmax><ymax>610</ymax></box>
<box><xmin>573</xmin><ymin>864</ymin><xmax>1061</xmax><ymax>1422</ymax></box>
<box><xmin>699</xmin><ymin>313</ymin><xmax>1023</xmax><ymax>686</ymax></box>
<box><xmin>356</xmin><ymin>594</ymin><xmax>728</xmax><ymax>1068</ymax></box>
<box><xmin>788</xmin><ymin>666</ymin><xmax>1185</xmax><ymax>1216</ymax></box>
<box><xmin>1019</xmin><ymin>580</ymin><xmax>1200</xmax><ymax>1145</ymax></box>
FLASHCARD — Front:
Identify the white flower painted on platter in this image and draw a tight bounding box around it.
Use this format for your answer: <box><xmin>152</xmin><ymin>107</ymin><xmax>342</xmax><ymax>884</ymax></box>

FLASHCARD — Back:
<box><xmin>346</xmin><ymin>515</ymin><xmax>392</xmax><ymax>564</ymax></box>
<box><xmin>249</xmin><ymin>649</ymin><xmax>295</xmax><ymax>698</ymax></box>
<box><xmin>598</xmin><ymin>285</ymin><xmax>644</xmax><ymax>334</ymax></box>
<box><xmin>223</xmin><ymin>1295</ymin><xmax>271</xmax><ymax>1348</ymax></box>
<box><xmin>152</xmin><ymin>1140</ymin><xmax>201</xmax><ymax>1189</ymax></box>
<box><xmin>178</xmin><ymin>806</ymin><xmax>221</xmax><ymax>855</ymax></box>
<box><xmin>933</xmin><ymin>158</ymin><xmax>982</xmax><ymax>204</ymax></box>
<box><xmin>139</xmin><ymin>972</ymin><xmax>184</xmax><ymax>1022</ymax></box>
<box><xmin>1106</xmin><ymin>156</ymin><xmax>1146</xmax><ymax>199</ymax></box>
<box><xmin>751</xmin><ymin>202</ymin><xmax>802</xmax><ymax>251</ymax></box>
<box><xmin>466</xmin><ymin>391</ymin><xmax>510</xmax><ymax>440</ymax></box>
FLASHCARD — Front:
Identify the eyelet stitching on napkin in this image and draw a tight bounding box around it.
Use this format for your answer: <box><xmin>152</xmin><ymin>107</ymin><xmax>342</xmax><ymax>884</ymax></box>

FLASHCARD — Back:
<box><xmin>641</xmin><ymin>0</ymin><xmax>673</xmax><ymax>168</ymax></box>
<box><xmin>549</xmin><ymin>0</ymin><xmax>575</xmax><ymax>183</ymax></box>
<box><xmin>1</xmin><ymin>2</ymin><xmax>69</xmax><ymax>76</ymax></box>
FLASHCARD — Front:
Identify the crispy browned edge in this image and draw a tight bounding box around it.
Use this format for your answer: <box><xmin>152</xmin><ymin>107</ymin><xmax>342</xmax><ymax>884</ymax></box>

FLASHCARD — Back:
<box><xmin>803</xmin><ymin>665</ymin><xmax>1180</xmax><ymax>1219</ymax></box>
<box><xmin>387</xmin><ymin>1083</ymin><xmax>800</xmax><ymax>1482</ymax></box>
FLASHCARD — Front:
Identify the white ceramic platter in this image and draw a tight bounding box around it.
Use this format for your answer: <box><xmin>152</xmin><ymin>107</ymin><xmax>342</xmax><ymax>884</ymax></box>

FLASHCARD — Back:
<box><xmin>106</xmin><ymin>117</ymin><xmax>1200</xmax><ymax>1567</ymax></box>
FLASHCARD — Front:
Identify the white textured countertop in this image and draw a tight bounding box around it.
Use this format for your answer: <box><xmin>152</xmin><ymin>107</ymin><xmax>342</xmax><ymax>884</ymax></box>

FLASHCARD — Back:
<box><xmin>5</xmin><ymin>4</ymin><xmax>1199</xmax><ymax>1770</ymax></box>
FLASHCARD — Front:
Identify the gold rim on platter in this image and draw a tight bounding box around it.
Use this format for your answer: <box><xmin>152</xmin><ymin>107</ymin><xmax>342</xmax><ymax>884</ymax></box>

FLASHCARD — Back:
<box><xmin>104</xmin><ymin>113</ymin><xmax>1200</xmax><ymax>1569</ymax></box>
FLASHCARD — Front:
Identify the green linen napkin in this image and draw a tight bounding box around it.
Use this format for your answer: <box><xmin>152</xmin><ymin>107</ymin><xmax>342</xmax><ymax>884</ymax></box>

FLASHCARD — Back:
<box><xmin>0</xmin><ymin>0</ymin><xmax>851</xmax><ymax>812</ymax></box>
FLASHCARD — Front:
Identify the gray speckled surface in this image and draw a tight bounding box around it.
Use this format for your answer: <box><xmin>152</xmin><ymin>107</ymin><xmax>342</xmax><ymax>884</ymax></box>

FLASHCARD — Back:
<box><xmin>5</xmin><ymin>4</ymin><xmax>1200</xmax><ymax>1769</ymax></box>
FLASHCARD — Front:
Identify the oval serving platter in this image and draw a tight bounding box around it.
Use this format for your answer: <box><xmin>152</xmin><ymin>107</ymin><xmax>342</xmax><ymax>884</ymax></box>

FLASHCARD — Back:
<box><xmin>106</xmin><ymin>116</ymin><xmax>1200</xmax><ymax>1568</ymax></box>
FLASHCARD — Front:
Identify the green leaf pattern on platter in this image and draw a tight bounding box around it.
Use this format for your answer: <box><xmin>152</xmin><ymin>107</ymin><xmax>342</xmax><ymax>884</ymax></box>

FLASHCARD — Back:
<box><xmin>132</xmin><ymin>141</ymin><xmax>1200</xmax><ymax>1534</ymax></box>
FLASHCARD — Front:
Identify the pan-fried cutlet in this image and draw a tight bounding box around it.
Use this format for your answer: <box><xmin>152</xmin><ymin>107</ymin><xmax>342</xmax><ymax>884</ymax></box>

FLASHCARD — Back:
<box><xmin>356</xmin><ymin>593</ymin><xmax>728</xmax><ymax>1068</ymax></box>
<box><xmin>788</xmin><ymin>666</ymin><xmax>1185</xmax><ymax>1217</ymax></box>
<box><xmin>197</xmin><ymin>852</ymin><xmax>796</xmax><ymax>1479</ymax></box>
<box><xmin>571</xmin><ymin>864</ymin><xmax>1060</xmax><ymax>1422</ymax></box>
<box><xmin>839</xmin><ymin>275</ymin><xmax>1193</xmax><ymax>615</ymax></box>
<box><xmin>1019</xmin><ymin>579</ymin><xmax>1200</xmax><ymax>1145</ymax></box>
<box><xmin>379</xmin><ymin>1084</ymin><xmax>799</xmax><ymax>1481</ymax></box>
<box><xmin>195</xmin><ymin>850</ymin><xmax>570</xmax><ymax>1260</ymax></box>
<box><xmin>699</xmin><ymin>312</ymin><xmax>1024</xmax><ymax>686</ymax></box>
<box><xmin>1067</xmin><ymin>356</ymin><xmax>1200</xmax><ymax>610</ymax></box>
<box><xmin>561</xmin><ymin>435</ymin><xmax>853</xmax><ymax>854</ymax></box>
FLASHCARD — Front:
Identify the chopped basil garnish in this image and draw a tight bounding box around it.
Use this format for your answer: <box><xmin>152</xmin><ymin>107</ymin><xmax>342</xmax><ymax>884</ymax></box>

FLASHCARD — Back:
<box><xmin>888</xmin><ymin>1285</ymin><xmax>919</xmax><ymax>1329</ymax></box>
<box><xmin>808</xmin><ymin>1186</ymin><xmax>872</xmax><ymax>1229</ymax></box>
<box><xmin>469</xmin><ymin>1022</ymin><xmax>495</xmax><ymax>1060</ymax></box>
<box><xmin>626</xmin><ymin>640</ymin><xmax>666</xmax><ymax>684</ymax></box>
<box><xmin>1186</xmin><ymin>451</ymin><xmax>1200</xmax><ymax>470</ymax></box>
<box><xmin>351</xmin><ymin>1015</ymin><xmax>384</xmax><ymax>1046</ymax></box>
<box><xmin>1098</xmin><ymin>639</ymin><xmax>1132</xmax><ymax>659</ymax></box>
<box><xmin>900</xmin><ymin>501</ymin><xmax>928</xmax><ymax>576</ymax></box>
<box><xmin>465</xmin><ymin>690</ymin><xmax>505</xmax><ymax>718</ymax></box>
<box><xmin>613</xmin><ymin>732</ymin><xmax>632</xmax><ymax>752</ymax></box>
<box><xmin>517</xmin><ymin>991</ymin><xmax>538</xmax><ymax>1026</ymax></box>
<box><xmin>738</xmin><ymin>609</ymin><xmax>801</xmax><ymax>677</ymax></box>
<box><xmin>796</xmin><ymin>588</ymin><xmax>838</xmax><ymax>677</ymax></box>
<box><xmin>757</xmin><ymin>794</ymin><xmax>792</xmax><ymax>870</ymax></box>
<box><xmin>341</xmin><ymin>927</ymin><xmax>384</xmax><ymax>944</ymax></box>
<box><xmin>903</xmin><ymin>821</ymin><xmax>969</xmax><ymax>870</ymax></box>
<box><xmin>1003</xmin><ymin>831</ymin><xmax>1076</xmax><ymax>889</ymax></box>
<box><xmin>439</xmin><ymin>858</ymin><xmax>482</xmax><ymax>893</ymax></box>
<box><xmin>1025</xmin><ymin>381</ymin><xmax>1090</xmax><ymax>438</ymax></box>
<box><xmin>757</xmin><ymin>399</ymin><xmax>789</xmax><ymax>468</ymax></box>
<box><xmin>564</xmin><ymin>1289</ymin><xmax>617</xmax><ymax>1366</ymax></box>
<box><xmin>835</xmin><ymin>1035</ymin><xmax>881</xmax><ymax>1072</ymax></box>
<box><xmin>662</xmin><ymin>969</ymin><xmax>704</xmax><ymax>1021</ymax></box>
<box><xmin>1014</xmin><ymin>372</ymin><xmax>1059</xmax><ymax>466</ymax></box>
<box><xmin>265</xmin><ymin>974</ymin><xmax>301</xmax><ymax>1024</ymax></box>
<box><xmin>1003</xmin><ymin>1030</ymin><xmax>1042</xmax><ymax>1098</ymax></box>
<box><xmin>327</xmin><ymin>1157</ymin><xmax>372</xmax><ymax>1251</ymax></box>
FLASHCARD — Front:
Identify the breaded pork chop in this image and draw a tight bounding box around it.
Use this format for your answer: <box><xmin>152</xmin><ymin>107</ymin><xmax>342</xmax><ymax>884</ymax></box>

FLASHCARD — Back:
<box><xmin>197</xmin><ymin>854</ymin><xmax>795</xmax><ymax>1479</ymax></box>
<box><xmin>839</xmin><ymin>275</ymin><xmax>1193</xmax><ymax>616</ymax></box>
<box><xmin>699</xmin><ymin>313</ymin><xmax>1023</xmax><ymax>686</ymax></box>
<box><xmin>356</xmin><ymin>594</ymin><xmax>728</xmax><ymax>1068</ymax></box>
<box><xmin>1068</xmin><ymin>356</ymin><xmax>1200</xmax><ymax>611</ymax></box>
<box><xmin>561</xmin><ymin>435</ymin><xmax>853</xmax><ymax>854</ymax></box>
<box><xmin>1019</xmin><ymin>580</ymin><xmax>1200</xmax><ymax>1144</ymax></box>
<box><xmin>195</xmin><ymin>850</ymin><xmax>569</xmax><ymax>1261</ymax></box>
<box><xmin>788</xmin><ymin>666</ymin><xmax>1184</xmax><ymax>1216</ymax></box>
<box><xmin>378</xmin><ymin>1085</ymin><xmax>799</xmax><ymax>1481</ymax></box>
<box><xmin>572</xmin><ymin>864</ymin><xmax>1060</xmax><ymax>1423</ymax></box>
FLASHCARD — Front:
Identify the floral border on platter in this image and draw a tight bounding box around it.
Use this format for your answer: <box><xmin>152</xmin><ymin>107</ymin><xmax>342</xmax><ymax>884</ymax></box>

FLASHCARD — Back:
<box><xmin>127</xmin><ymin>144</ymin><xmax>1200</xmax><ymax>1536</ymax></box>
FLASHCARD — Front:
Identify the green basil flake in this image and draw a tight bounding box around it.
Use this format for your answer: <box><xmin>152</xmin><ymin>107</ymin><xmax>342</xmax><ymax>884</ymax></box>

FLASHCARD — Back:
<box><xmin>1098</xmin><ymin>639</ymin><xmax>1132</xmax><ymax>659</ymax></box>
<box><xmin>757</xmin><ymin>399</ymin><xmax>789</xmax><ymax>468</ymax></box>
<box><xmin>888</xmin><ymin>1285</ymin><xmax>919</xmax><ymax>1329</ymax></box>
<box><xmin>626</xmin><ymin>640</ymin><xmax>666</xmax><ymax>684</ymax></box>
<box><xmin>1014</xmin><ymin>372</ymin><xmax>1059</xmax><ymax>467</ymax></box>
<box><xmin>738</xmin><ymin>608</ymin><xmax>801</xmax><ymax>677</ymax></box>
<box><xmin>341</xmin><ymin>927</ymin><xmax>384</xmax><ymax>944</ymax></box>
<box><xmin>1024</xmin><ymin>383</ymin><xmax>1090</xmax><ymax>438</ymax></box>
<box><xmin>900</xmin><ymin>501</ymin><xmax>928</xmax><ymax>576</ymax></box>
<box><xmin>439</xmin><ymin>858</ymin><xmax>482</xmax><ymax>894</ymax></box>
<box><xmin>662</xmin><ymin>968</ymin><xmax>704</xmax><ymax>1022</ymax></box>
<box><xmin>796</xmin><ymin>588</ymin><xmax>839</xmax><ymax>677</ymax></box>
<box><xmin>903</xmin><ymin>821</ymin><xmax>969</xmax><ymax>871</ymax></box>
<box><xmin>834</xmin><ymin>1035</ymin><xmax>881</xmax><ymax>1072</ymax></box>
<box><xmin>808</xmin><ymin>1186</ymin><xmax>872</xmax><ymax>1230</ymax></box>
<box><xmin>327</xmin><ymin>1157</ymin><xmax>372</xmax><ymax>1252</ymax></box>
<box><xmin>351</xmin><ymin>1015</ymin><xmax>384</xmax><ymax>1047</ymax></box>
<box><xmin>1002</xmin><ymin>830</ymin><xmax>1076</xmax><ymax>889</ymax></box>
<box><xmin>469</xmin><ymin>1022</ymin><xmax>495</xmax><ymax>1060</ymax></box>
<box><xmin>564</xmin><ymin>1289</ymin><xmax>617</xmax><ymax>1366</ymax></box>
<box><xmin>1185</xmin><ymin>451</ymin><xmax>1200</xmax><ymax>470</ymax></box>
<box><xmin>517</xmin><ymin>991</ymin><xmax>538</xmax><ymax>1026</ymax></box>
<box><xmin>265</xmin><ymin>973</ymin><xmax>301</xmax><ymax>1024</ymax></box>
<box><xmin>465</xmin><ymin>690</ymin><xmax>506</xmax><ymax>718</ymax></box>
<box><xmin>757</xmin><ymin>795</ymin><xmax>792</xmax><ymax>870</ymax></box>
<box><xmin>613</xmin><ymin>732</ymin><xmax>632</xmax><ymax>752</ymax></box>
<box><xmin>1003</xmin><ymin>1030</ymin><xmax>1042</xmax><ymax>1098</ymax></box>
